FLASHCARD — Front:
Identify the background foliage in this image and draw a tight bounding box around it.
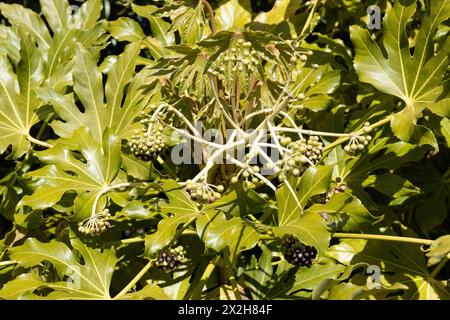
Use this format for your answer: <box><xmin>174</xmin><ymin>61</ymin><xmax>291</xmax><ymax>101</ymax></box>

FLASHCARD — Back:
<box><xmin>0</xmin><ymin>0</ymin><xmax>449</xmax><ymax>300</ymax></box>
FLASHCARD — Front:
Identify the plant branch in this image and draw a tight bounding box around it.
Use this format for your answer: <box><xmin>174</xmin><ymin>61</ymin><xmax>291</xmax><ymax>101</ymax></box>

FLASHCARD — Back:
<box><xmin>190</xmin><ymin>256</ymin><xmax>220</xmax><ymax>300</ymax></box>
<box><xmin>222</xmin><ymin>248</ymin><xmax>242</xmax><ymax>300</ymax></box>
<box><xmin>201</xmin><ymin>0</ymin><xmax>217</xmax><ymax>34</ymax></box>
<box><xmin>332</xmin><ymin>232</ymin><xmax>433</xmax><ymax>246</ymax></box>
<box><xmin>0</xmin><ymin>260</ymin><xmax>17</xmax><ymax>268</ymax></box>
<box><xmin>27</xmin><ymin>134</ymin><xmax>54</xmax><ymax>148</ymax></box>
<box><xmin>323</xmin><ymin>115</ymin><xmax>392</xmax><ymax>152</ymax></box>
<box><xmin>430</xmin><ymin>256</ymin><xmax>449</xmax><ymax>278</ymax></box>
<box><xmin>115</xmin><ymin>259</ymin><xmax>154</xmax><ymax>298</ymax></box>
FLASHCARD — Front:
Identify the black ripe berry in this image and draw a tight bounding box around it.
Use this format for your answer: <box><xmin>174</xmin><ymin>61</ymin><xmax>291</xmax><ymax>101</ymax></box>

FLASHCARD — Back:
<box><xmin>153</xmin><ymin>246</ymin><xmax>187</xmax><ymax>271</ymax></box>
<box><xmin>281</xmin><ymin>234</ymin><xmax>318</xmax><ymax>268</ymax></box>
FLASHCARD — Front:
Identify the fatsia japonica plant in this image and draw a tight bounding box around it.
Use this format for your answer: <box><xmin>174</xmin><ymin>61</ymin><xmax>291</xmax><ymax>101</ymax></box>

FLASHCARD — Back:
<box><xmin>0</xmin><ymin>0</ymin><xmax>449</xmax><ymax>300</ymax></box>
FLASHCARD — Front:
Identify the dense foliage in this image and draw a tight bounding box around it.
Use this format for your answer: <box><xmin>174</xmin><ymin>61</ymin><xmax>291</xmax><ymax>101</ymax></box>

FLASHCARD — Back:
<box><xmin>0</xmin><ymin>0</ymin><xmax>449</xmax><ymax>300</ymax></box>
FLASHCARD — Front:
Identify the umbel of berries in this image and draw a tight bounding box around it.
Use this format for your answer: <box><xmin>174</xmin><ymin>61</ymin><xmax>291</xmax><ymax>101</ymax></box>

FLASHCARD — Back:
<box><xmin>78</xmin><ymin>209</ymin><xmax>112</xmax><ymax>236</ymax></box>
<box><xmin>185</xmin><ymin>180</ymin><xmax>224</xmax><ymax>204</ymax></box>
<box><xmin>208</xmin><ymin>38</ymin><xmax>260</xmax><ymax>81</ymax></box>
<box><xmin>275</xmin><ymin>135</ymin><xmax>324</xmax><ymax>181</ymax></box>
<box><xmin>281</xmin><ymin>234</ymin><xmax>318</xmax><ymax>268</ymax></box>
<box><xmin>325</xmin><ymin>178</ymin><xmax>347</xmax><ymax>202</ymax></box>
<box><xmin>129</xmin><ymin>117</ymin><xmax>166</xmax><ymax>161</ymax></box>
<box><xmin>153</xmin><ymin>246</ymin><xmax>187</xmax><ymax>271</ymax></box>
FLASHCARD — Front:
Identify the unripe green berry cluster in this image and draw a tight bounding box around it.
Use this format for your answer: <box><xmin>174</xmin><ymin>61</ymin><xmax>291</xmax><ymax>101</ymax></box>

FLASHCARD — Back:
<box><xmin>292</xmin><ymin>136</ymin><xmax>323</xmax><ymax>164</ymax></box>
<box><xmin>281</xmin><ymin>234</ymin><xmax>318</xmax><ymax>268</ymax></box>
<box><xmin>344</xmin><ymin>135</ymin><xmax>372</xmax><ymax>154</ymax></box>
<box><xmin>129</xmin><ymin>118</ymin><xmax>165</xmax><ymax>161</ymax></box>
<box><xmin>78</xmin><ymin>209</ymin><xmax>111</xmax><ymax>236</ymax></box>
<box><xmin>229</xmin><ymin>165</ymin><xmax>261</xmax><ymax>188</ymax></box>
<box><xmin>208</xmin><ymin>38</ymin><xmax>259</xmax><ymax>79</ymax></box>
<box><xmin>275</xmin><ymin>135</ymin><xmax>323</xmax><ymax>181</ymax></box>
<box><xmin>153</xmin><ymin>246</ymin><xmax>187</xmax><ymax>271</ymax></box>
<box><xmin>185</xmin><ymin>180</ymin><xmax>224</xmax><ymax>204</ymax></box>
<box><xmin>343</xmin><ymin>122</ymin><xmax>372</xmax><ymax>154</ymax></box>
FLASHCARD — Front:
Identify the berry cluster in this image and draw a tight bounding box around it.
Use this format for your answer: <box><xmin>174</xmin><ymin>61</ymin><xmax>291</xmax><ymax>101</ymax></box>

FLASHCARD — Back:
<box><xmin>287</xmin><ymin>46</ymin><xmax>314</xmax><ymax>64</ymax></box>
<box><xmin>281</xmin><ymin>234</ymin><xmax>318</xmax><ymax>268</ymax></box>
<box><xmin>185</xmin><ymin>180</ymin><xmax>224</xmax><ymax>204</ymax></box>
<box><xmin>229</xmin><ymin>165</ymin><xmax>262</xmax><ymax>189</ymax></box>
<box><xmin>153</xmin><ymin>246</ymin><xmax>187</xmax><ymax>271</ymax></box>
<box><xmin>325</xmin><ymin>178</ymin><xmax>347</xmax><ymax>202</ymax></box>
<box><xmin>208</xmin><ymin>38</ymin><xmax>259</xmax><ymax>79</ymax></box>
<box><xmin>344</xmin><ymin>123</ymin><xmax>372</xmax><ymax>154</ymax></box>
<box><xmin>129</xmin><ymin>118</ymin><xmax>165</xmax><ymax>161</ymax></box>
<box><xmin>78</xmin><ymin>209</ymin><xmax>112</xmax><ymax>236</ymax></box>
<box><xmin>274</xmin><ymin>136</ymin><xmax>324</xmax><ymax>181</ymax></box>
<box><xmin>291</xmin><ymin>136</ymin><xmax>323</xmax><ymax>164</ymax></box>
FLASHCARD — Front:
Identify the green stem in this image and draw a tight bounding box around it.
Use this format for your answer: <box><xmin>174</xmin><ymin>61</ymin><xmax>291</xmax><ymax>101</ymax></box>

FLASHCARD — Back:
<box><xmin>430</xmin><ymin>256</ymin><xmax>449</xmax><ymax>278</ymax></box>
<box><xmin>27</xmin><ymin>135</ymin><xmax>54</xmax><ymax>149</ymax></box>
<box><xmin>222</xmin><ymin>248</ymin><xmax>242</xmax><ymax>300</ymax></box>
<box><xmin>299</xmin><ymin>0</ymin><xmax>319</xmax><ymax>37</ymax></box>
<box><xmin>201</xmin><ymin>0</ymin><xmax>217</xmax><ymax>34</ymax></box>
<box><xmin>443</xmin><ymin>168</ymin><xmax>450</xmax><ymax>181</ymax></box>
<box><xmin>108</xmin><ymin>237</ymin><xmax>146</xmax><ymax>246</ymax></box>
<box><xmin>191</xmin><ymin>256</ymin><xmax>220</xmax><ymax>300</ymax></box>
<box><xmin>114</xmin><ymin>259</ymin><xmax>154</xmax><ymax>298</ymax></box>
<box><xmin>332</xmin><ymin>232</ymin><xmax>433</xmax><ymax>246</ymax></box>
<box><xmin>323</xmin><ymin>116</ymin><xmax>392</xmax><ymax>152</ymax></box>
<box><xmin>0</xmin><ymin>260</ymin><xmax>17</xmax><ymax>268</ymax></box>
<box><xmin>157</xmin><ymin>156</ymin><xmax>177</xmax><ymax>179</ymax></box>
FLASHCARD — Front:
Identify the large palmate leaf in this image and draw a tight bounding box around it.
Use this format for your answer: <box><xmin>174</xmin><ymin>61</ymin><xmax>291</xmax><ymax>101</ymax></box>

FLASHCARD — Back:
<box><xmin>0</xmin><ymin>32</ymin><xmax>44</xmax><ymax>158</ymax></box>
<box><xmin>0</xmin><ymin>237</ymin><xmax>166</xmax><ymax>300</ymax></box>
<box><xmin>0</xmin><ymin>0</ymin><xmax>106</xmax><ymax>80</ymax></box>
<box><xmin>350</xmin><ymin>0</ymin><xmax>450</xmax><ymax>147</ymax></box>
<box><xmin>37</xmin><ymin>42</ymin><xmax>145</xmax><ymax>140</ymax></box>
<box><xmin>2</xmin><ymin>237</ymin><xmax>117</xmax><ymax>299</ymax></box>
<box><xmin>19</xmin><ymin>127</ymin><xmax>122</xmax><ymax>220</ymax></box>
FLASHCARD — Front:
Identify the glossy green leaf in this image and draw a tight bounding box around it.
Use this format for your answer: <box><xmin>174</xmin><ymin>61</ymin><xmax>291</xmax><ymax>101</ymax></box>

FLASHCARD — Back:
<box><xmin>274</xmin><ymin>212</ymin><xmax>330</xmax><ymax>254</ymax></box>
<box><xmin>425</xmin><ymin>235</ymin><xmax>450</xmax><ymax>267</ymax></box>
<box><xmin>20</xmin><ymin>127</ymin><xmax>122</xmax><ymax>220</ymax></box>
<box><xmin>196</xmin><ymin>210</ymin><xmax>259</xmax><ymax>261</ymax></box>
<box><xmin>215</xmin><ymin>0</ymin><xmax>252</xmax><ymax>31</ymax></box>
<box><xmin>108</xmin><ymin>17</ymin><xmax>145</xmax><ymax>42</ymax></box>
<box><xmin>306</xmin><ymin>193</ymin><xmax>379</xmax><ymax>231</ymax></box>
<box><xmin>288</xmin><ymin>263</ymin><xmax>345</xmax><ymax>294</ymax></box>
<box><xmin>0</xmin><ymin>3</ymin><xmax>52</xmax><ymax>50</ymax></box>
<box><xmin>4</xmin><ymin>237</ymin><xmax>117</xmax><ymax>299</ymax></box>
<box><xmin>297</xmin><ymin>165</ymin><xmax>333</xmax><ymax>207</ymax></box>
<box><xmin>362</xmin><ymin>173</ymin><xmax>422</xmax><ymax>206</ymax></box>
<box><xmin>38</xmin><ymin>42</ymin><xmax>143</xmax><ymax>140</ymax></box>
<box><xmin>40</xmin><ymin>0</ymin><xmax>71</xmax><ymax>34</ymax></box>
<box><xmin>350</xmin><ymin>0</ymin><xmax>450</xmax><ymax>147</ymax></box>
<box><xmin>0</xmin><ymin>32</ymin><xmax>44</xmax><ymax>158</ymax></box>
<box><xmin>254</xmin><ymin>0</ymin><xmax>295</xmax><ymax>25</ymax></box>
<box><xmin>132</xmin><ymin>4</ymin><xmax>175</xmax><ymax>46</ymax></box>
<box><xmin>328</xmin><ymin>234</ymin><xmax>450</xmax><ymax>300</ymax></box>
